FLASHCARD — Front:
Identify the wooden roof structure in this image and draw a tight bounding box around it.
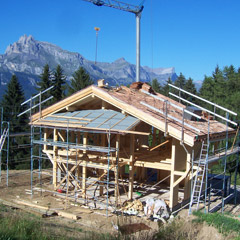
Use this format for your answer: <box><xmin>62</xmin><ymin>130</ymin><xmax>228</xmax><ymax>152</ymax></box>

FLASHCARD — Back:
<box><xmin>31</xmin><ymin>83</ymin><xmax>236</xmax><ymax>147</ymax></box>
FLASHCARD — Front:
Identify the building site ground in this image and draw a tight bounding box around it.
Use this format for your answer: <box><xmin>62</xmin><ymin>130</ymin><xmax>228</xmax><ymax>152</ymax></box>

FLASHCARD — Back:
<box><xmin>1</xmin><ymin>170</ymin><xmax>240</xmax><ymax>240</ymax></box>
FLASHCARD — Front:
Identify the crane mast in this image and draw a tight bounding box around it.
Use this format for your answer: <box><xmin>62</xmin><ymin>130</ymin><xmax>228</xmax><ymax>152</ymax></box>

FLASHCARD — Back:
<box><xmin>82</xmin><ymin>0</ymin><xmax>144</xmax><ymax>82</ymax></box>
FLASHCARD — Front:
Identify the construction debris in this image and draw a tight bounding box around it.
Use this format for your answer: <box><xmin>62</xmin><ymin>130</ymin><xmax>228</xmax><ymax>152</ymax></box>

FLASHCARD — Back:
<box><xmin>119</xmin><ymin>199</ymin><xmax>143</xmax><ymax>215</ymax></box>
<box><xmin>144</xmin><ymin>198</ymin><xmax>169</xmax><ymax>220</ymax></box>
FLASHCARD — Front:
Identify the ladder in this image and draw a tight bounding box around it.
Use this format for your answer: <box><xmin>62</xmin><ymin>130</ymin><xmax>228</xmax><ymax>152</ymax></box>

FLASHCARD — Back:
<box><xmin>0</xmin><ymin>128</ymin><xmax>9</xmax><ymax>153</ymax></box>
<box><xmin>189</xmin><ymin>141</ymin><xmax>209</xmax><ymax>214</ymax></box>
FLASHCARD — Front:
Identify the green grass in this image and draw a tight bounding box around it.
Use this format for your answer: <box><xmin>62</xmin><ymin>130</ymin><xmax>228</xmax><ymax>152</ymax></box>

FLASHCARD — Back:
<box><xmin>0</xmin><ymin>204</ymin><xmax>119</xmax><ymax>240</ymax></box>
<box><xmin>154</xmin><ymin>220</ymin><xmax>187</xmax><ymax>240</ymax></box>
<box><xmin>193</xmin><ymin>211</ymin><xmax>240</xmax><ymax>239</ymax></box>
<box><xmin>0</xmin><ymin>204</ymin><xmax>51</xmax><ymax>240</ymax></box>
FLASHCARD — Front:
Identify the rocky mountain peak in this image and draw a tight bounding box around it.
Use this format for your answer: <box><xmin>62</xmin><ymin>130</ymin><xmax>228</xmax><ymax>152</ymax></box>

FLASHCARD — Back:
<box><xmin>5</xmin><ymin>34</ymin><xmax>39</xmax><ymax>55</ymax></box>
<box><xmin>18</xmin><ymin>34</ymin><xmax>35</xmax><ymax>44</ymax></box>
<box><xmin>114</xmin><ymin>57</ymin><xmax>127</xmax><ymax>64</ymax></box>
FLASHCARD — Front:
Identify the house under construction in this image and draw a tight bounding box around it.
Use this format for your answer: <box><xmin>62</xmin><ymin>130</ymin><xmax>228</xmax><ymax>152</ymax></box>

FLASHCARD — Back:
<box><xmin>18</xmin><ymin>80</ymin><xmax>240</xmax><ymax>213</ymax></box>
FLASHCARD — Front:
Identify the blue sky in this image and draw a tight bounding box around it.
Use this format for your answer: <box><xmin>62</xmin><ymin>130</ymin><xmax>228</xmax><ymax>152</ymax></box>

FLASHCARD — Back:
<box><xmin>1</xmin><ymin>0</ymin><xmax>240</xmax><ymax>81</ymax></box>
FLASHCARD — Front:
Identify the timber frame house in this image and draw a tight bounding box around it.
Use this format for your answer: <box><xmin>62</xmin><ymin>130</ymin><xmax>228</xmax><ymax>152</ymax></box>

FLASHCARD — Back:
<box><xmin>30</xmin><ymin>80</ymin><xmax>239</xmax><ymax>212</ymax></box>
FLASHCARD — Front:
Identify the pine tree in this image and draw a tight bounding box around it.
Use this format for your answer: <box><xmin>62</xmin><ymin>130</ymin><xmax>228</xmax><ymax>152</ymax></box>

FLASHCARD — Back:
<box><xmin>36</xmin><ymin>64</ymin><xmax>52</xmax><ymax>92</ymax></box>
<box><xmin>174</xmin><ymin>72</ymin><xmax>186</xmax><ymax>89</ymax></box>
<box><xmin>68</xmin><ymin>67</ymin><xmax>93</xmax><ymax>95</ymax></box>
<box><xmin>199</xmin><ymin>76</ymin><xmax>214</xmax><ymax>106</ymax></box>
<box><xmin>173</xmin><ymin>73</ymin><xmax>187</xmax><ymax>101</ymax></box>
<box><xmin>184</xmin><ymin>77</ymin><xmax>197</xmax><ymax>103</ymax></box>
<box><xmin>151</xmin><ymin>78</ymin><xmax>161</xmax><ymax>93</ymax></box>
<box><xmin>52</xmin><ymin>65</ymin><xmax>66</xmax><ymax>103</ymax></box>
<box><xmin>162</xmin><ymin>77</ymin><xmax>172</xmax><ymax>97</ymax></box>
<box><xmin>212</xmin><ymin>65</ymin><xmax>226</xmax><ymax>105</ymax></box>
<box><xmin>36</xmin><ymin>64</ymin><xmax>53</xmax><ymax>107</ymax></box>
<box><xmin>0</xmin><ymin>74</ymin><xmax>29</xmax><ymax>169</ymax></box>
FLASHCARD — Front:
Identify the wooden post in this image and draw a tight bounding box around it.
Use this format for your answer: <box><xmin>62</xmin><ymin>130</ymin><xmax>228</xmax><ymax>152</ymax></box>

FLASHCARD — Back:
<box><xmin>128</xmin><ymin>134</ymin><xmax>135</xmax><ymax>200</ymax></box>
<box><xmin>99</xmin><ymin>133</ymin><xmax>106</xmax><ymax>195</ymax></box>
<box><xmin>53</xmin><ymin>128</ymin><xmax>58</xmax><ymax>189</ymax></box>
<box><xmin>169</xmin><ymin>138</ymin><xmax>179</xmax><ymax>209</ymax></box>
<box><xmin>82</xmin><ymin>132</ymin><xmax>87</xmax><ymax>198</ymax></box>
<box><xmin>115</xmin><ymin>135</ymin><xmax>120</xmax><ymax>205</ymax></box>
<box><xmin>43</xmin><ymin>128</ymin><xmax>49</xmax><ymax>151</ymax></box>
<box><xmin>77</xmin><ymin>132</ymin><xmax>81</xmax><ymax>180</ymax></box>
<box><xmin>99</xmin><ymin>170</ymin><xmax>104</xmax><ymax>196</ymax></box>
<box><xmin>184</xmin><ymin>147</ymin><xmax>191</xmax><ymax>200</ymax></box>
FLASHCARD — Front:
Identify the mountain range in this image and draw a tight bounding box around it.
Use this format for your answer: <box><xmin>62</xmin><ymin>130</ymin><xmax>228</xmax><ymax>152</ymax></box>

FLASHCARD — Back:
<box><xmin>0</xmin><ymin>35</ymin><xmax>178</xmax><ymax>99</ymax></box>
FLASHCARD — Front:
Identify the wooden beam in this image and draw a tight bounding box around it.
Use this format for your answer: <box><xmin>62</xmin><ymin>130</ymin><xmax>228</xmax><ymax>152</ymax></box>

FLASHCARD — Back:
<box><xmin>32</xmin><ymin>121</ymin><xmax>150</xmax><ymax>136</ymax></box>
<box><xmin>173</xmin><ymin>170</ymin><xmax>190</xmax><ymax>188</ymax></box>
<box><xmin>128</xmin><ymin>134</ymin><xmax>135</xmax><ymax>200</ymax></box>
<box><xmin>53</xmin><ymin>128</ymin><xmax>58</xmax><ymax>189</ymax></box>
<box><xmin>150</xmin><ymin>140</ymin><xmax>170</xmax><ymax>152</ymax></box>
<box><xmin>115</xmin><ymin>135</ymin><xmax>120</xmax><ymax>205</ymax></box>
<box><xmin>66</xmin><ymin>106</ymin><xmax>78</xmax><ymax>112</ymax></box>
<box><xmin>184</xmin><ymin>147</ymin><xmax>192</xmax><ymax>200</ymax></box>
<box><xmin>58</xmin><ymin>131</ymin><xmax>65</xmax><ymax>142</ymax></box>
<box><xmin>82</xmin><ymin>132</ymin><xmax>87</xmax><ymax>198</ymax></box>
<box><xmin>43</xmin><ymin>128</ymin><xmax>49</xmax><ymax>151</ymax></box>
<box><xmin>169</xmin><ymin>138</ymin><xmax>178</xmax><ymax>209</ymax></box>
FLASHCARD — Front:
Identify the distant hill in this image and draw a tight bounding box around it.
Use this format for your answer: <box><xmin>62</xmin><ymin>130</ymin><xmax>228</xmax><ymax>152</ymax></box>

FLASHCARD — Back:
<box><xmin>0</xmin><ymin>35</ymin><xmax>178</xmax><ymax>99</ymax></box>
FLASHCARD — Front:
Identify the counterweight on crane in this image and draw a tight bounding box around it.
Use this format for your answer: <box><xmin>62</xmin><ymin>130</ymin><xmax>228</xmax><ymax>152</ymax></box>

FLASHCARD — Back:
<box><xmin>82</xmin><ymin>0</ymin><xmax>144</xmax><ymax>82</ymax></box>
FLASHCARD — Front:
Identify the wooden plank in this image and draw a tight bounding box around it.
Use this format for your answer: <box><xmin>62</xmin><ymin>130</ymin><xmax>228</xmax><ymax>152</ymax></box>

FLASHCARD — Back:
<box><xmin>115</xmin><ymin>134</ymin><xmax>120</xmax><ymax>204</ymax></box>
<box><xmin>82</xmin><ymin>133</ymin><xmax>87</xmax><ymax>198</ymax></box>
<box><xmin>169</xmin><ymin>138</ymin><xmax>178</xmax><ymax>209</ymax></box>
<box><xmin>53</xmin><ymin>128</ymin><xmax>58</xmax><ymax>189</ymax></box>
<box><xmin>184</xmin><ymin>147</ymin><xmax>192</xmax><ymax>200</ymax></box>
<box><xmin>128</xmin><ymin>134</ymin><xmax>135</xmax><ymax>200</ymax></box>
<box><xmin>173</xmin><ymin>170</ymin><xmax>190</xmax><ymax>188</ymax></box>
<box><xmin>14</xmin><ymin>200</ymin><xmax>80</xmax><ymax>220</ymax></box>
<box><xmin>57</xmin><ymin>211</ymin><xmax>80</xmax><ymax>220</ymax></box>
<box><xmin>150</xmin><ymin>140</ymin><xmax>170</xmax><ymax>152</ymax></box>
<box><xmin>134</xmin><ymin>161</ymin><xmax>171</xmax><ymax>171</ymax></box>
<box><xmin>33</xmin><ymin>121</ymin><xmax>149</xmax><ymax>136</ymax></box>
<box><xmin>58</xmin><ymin>131</ymin><xmax>65</xmax><ymax>142</ymax></box>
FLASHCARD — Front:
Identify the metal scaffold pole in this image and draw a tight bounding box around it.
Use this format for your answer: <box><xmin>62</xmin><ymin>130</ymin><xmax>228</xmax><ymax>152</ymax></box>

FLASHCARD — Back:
<box><xmin>106</xmin><ymin>129</ymin><xmax>111</xmax><ymax>217</ymax></box>
<box><xmin>5</xmin><ymin>122</ymin><xmax>10</xmax><ymax>187</ymax></box>
<box><xmin>65</xmin><ymin>122</ymin><xmax>70</xmax><ymax>209</ymax></box>
<box><xmin>222</xmin><ymin>112</ymin><xmax>229</xmax><ymax>213</ymax></box>
<box><xmin>0</xmin><ymin>107</ymin><xmax>3</xmax><ymax>182</ymax></box>
<box><xmin>234</xmin><ymin>127</ymin><xmax>239</xmax><ymax>205</ymax></box>
<box><xmin>0</xmin><ymin>107</ymin><xmax>3</xmax><ymax>134</ymax></box>
<box><xmin>204</xmin><ymin>115</ymin><xmax>210</xmax><ymax>213</ymax></box>
<box><xmin>30</xmin><ymin>97</ymin><xmax>34</xmax><ymax>197</ymax></box>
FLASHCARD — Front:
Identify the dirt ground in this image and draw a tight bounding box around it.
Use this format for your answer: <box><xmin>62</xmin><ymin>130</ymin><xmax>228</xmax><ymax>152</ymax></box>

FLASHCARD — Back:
<box><xmin>0</xmin><ymin>170</ymin><xmax>240</xmax><ymax>239</ymax></box>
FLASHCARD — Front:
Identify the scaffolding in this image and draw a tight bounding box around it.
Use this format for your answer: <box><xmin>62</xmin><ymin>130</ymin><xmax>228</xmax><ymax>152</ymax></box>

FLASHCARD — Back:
<box><xmin>31</xmin><ymin>125</ymin><xmax>119</xmax><ymax>216</ymax></box>
<box><xmin>0</xmin><ymin>121</ymin><xmax>10</xmax><ymax>185</ymax></box>
<box><xmin>167</xmin><ymin>83</ymin><xmax>239</xmax><ymax>214</ymax></box>
<box><xmin>5</xmin><ymin>82</ymin><xmax>239</xmax><ymax>217</ymax></box>
<box><xmin>18</xmin><ymin>87</ymin><xmax>124</xmax><ymax>215</ymax></box>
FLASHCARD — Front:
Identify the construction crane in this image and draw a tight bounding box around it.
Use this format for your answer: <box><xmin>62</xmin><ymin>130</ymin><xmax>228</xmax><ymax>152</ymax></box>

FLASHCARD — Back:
<box><xmin>82</xmin><ymin>0</ymin><xmax>144</xmax><ymax>82</ymax></box>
